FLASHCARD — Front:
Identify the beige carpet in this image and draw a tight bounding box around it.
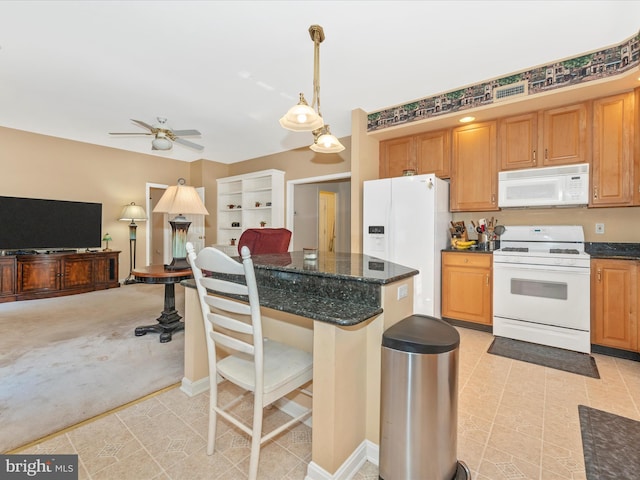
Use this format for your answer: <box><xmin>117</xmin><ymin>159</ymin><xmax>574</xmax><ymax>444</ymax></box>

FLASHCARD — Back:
<box><xmin>0</xmin><ymin>283</ymin><xmax>185</xmax><ymax>453</ymax></box>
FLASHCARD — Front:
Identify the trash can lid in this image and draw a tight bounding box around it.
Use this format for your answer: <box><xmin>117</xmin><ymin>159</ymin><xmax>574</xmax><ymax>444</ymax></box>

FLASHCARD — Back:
<box><xmin>382</xmin><ymin>315</ymin><xmax>460</xmax><ymax>354</ymax></box>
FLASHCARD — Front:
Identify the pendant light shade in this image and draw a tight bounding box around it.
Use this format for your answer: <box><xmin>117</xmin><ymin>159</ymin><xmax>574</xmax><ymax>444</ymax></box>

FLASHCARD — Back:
<box><xmin>279</xmin><ymin>93</ymin><xmax>324</xmax><ymax>131</ymax></box>
<box><xmin>280</xmin><ymin>24</ymin><xmax>342</xmax><ymax>154</ymax></box>
<box><xmin>310</xmin><ymin>124</ymin><xmax>345</xmax><ymax>153</ymax></box>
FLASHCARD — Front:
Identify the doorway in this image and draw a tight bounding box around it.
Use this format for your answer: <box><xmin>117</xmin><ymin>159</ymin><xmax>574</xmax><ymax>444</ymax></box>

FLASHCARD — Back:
<box><xmin>287</xmin><ymin>173</ymin><xmax>351</xmax><ymax>253</ymax></box>
<box><xmin>319</xmin><ymin>191</ymin><xmax>336</xmax><ymax>252</ymax></box>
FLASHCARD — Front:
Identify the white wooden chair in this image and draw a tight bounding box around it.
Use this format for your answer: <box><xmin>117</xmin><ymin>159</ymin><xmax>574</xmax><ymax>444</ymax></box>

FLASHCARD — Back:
<box><xmin>186</xmin><ymin>242</ymin><xmax>313</xmax><ymax>480</ymax></box>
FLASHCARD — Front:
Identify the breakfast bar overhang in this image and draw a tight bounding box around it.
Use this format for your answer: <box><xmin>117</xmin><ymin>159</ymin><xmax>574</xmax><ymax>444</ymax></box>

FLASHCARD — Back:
<box><xmin>180</xmin><ymin>251</ymin><xmax>417</xmax><ymax>479</ymax></box>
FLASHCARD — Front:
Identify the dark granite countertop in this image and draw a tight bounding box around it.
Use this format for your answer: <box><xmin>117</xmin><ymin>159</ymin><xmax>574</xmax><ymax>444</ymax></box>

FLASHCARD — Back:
<box><xmin>442</xmin><ymin>247</ymin><xmax>494</xmax><ymax>254</ymax></box>
<box><xmin>183</xmin><ymin>251</ymin><xmax>417</xmax><ymax>326</ymax></box>
<box><xmin>586</xmin><ymin>242</ymin><xmax>640</xmax><ymax>260</ymax></box>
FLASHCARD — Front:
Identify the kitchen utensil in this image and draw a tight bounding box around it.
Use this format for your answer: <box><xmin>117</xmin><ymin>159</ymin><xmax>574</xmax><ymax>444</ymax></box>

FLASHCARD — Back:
<box><xmin>494</xmin><ymin>225</ymin><xmax>506</xmax><ymax>236</ymax></box>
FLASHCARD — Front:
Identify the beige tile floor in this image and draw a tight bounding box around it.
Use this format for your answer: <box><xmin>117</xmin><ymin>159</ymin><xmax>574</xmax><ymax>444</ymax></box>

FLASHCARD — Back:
<box><xmin>17</xmin><ymin>327</ymin><xmax>640</xmax><ymax>479</ymax></box>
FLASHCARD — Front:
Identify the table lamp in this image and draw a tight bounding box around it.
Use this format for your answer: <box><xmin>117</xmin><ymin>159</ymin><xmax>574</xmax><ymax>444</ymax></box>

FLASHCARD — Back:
<box><xmin>119</xmin><ymin>202</ymin><xmax>147</xmax><ymax>284</ymax></box>
<box><xmin>102</xmin><ymin>233</ymin><xmax>112</xmax><ymax>251</ymax></box>
<box><xmin>153</xmin><ymin>178</ymin><xmax>209</xmax><ymax>270</ymax></box>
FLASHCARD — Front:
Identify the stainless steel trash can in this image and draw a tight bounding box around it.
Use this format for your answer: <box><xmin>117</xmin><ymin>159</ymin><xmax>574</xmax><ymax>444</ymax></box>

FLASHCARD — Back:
<box><xmin>380</xmin><ymin>314</ymin><xmax>469</xmax><ymax>480</ymax></box>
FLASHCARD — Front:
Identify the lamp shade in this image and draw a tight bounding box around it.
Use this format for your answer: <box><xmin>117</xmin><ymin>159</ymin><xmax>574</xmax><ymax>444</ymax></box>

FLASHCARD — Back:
<box><xmin>279</xmin><ymin>93</ymin><xmax>324</xmax><ymax>132</ymax></box>
<box><xmin>310</xmin><ymin>125</ymin><xmax>345</xmax><ymax>153</ymax></box>
<box><xmin>102</xmin><ymin>233</ymin><xmax>112</xmax><ymax>242</ymax></box>
<box><xmin>153</xmin><ymin>184</ymin><xmax>209</xmax><ymax>216</ymax></box>
<box><xmin>119</xmin><ymin>203</ymin><xmax>147</xmax><ymax>222</ymax></box>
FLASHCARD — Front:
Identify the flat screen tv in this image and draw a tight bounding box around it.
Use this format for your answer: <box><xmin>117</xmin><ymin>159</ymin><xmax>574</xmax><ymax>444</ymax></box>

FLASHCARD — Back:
<box><xmin>0</xmin><ymin>196</ymin><xmax>102</xmax><ymax>251</ymax></box>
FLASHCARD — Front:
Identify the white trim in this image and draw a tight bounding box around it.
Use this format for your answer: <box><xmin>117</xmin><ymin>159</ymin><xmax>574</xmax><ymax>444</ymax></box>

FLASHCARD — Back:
<box><xmin>304</xmin><ymin>439</ymin><xmax>378</xmax><ymax>480</ymax></box>
<box><xmin>145</xmin><ymin>182</ymin><xmax>169</xmax><ymax>266</ymax></box>
<box><xmin>180</xmin><ymin>376</ymin><xmax>210</xmax><ymax>397</ymax></box>
<box><xmin>286</xmin><ymin>172</ymin><xmax>351</xmax><ymax>250</ymax></box>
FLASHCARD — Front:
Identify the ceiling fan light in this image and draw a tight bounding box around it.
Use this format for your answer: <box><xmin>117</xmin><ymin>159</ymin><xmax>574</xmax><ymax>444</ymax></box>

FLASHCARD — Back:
<box><xmin>279</xmin><ymin>93</ymin><xmax>324</xmax><ymax>131</ymax></box>
<box><xmin>151</xmin><ymin>137</ymin><xmax>173</xmax><ymax>151</ymax></box>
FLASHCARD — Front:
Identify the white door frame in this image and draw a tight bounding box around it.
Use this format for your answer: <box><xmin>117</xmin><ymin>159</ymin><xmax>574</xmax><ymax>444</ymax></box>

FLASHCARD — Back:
<box><xmin>146</xmin><ymin>182</ymin><xmax>169</xmax><ymax>266</ymax></box>
<box><xmin>286</xmin><ymin>172</ymin><xmax>351</xmax><ymax>250</ymax></box>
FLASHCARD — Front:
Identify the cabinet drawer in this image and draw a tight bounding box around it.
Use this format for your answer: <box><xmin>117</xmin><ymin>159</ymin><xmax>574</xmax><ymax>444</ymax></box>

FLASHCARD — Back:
<box><xmin>442</xmin><ymin>252</ymin><xmax>492</xmax><ymax>268</ymax></box>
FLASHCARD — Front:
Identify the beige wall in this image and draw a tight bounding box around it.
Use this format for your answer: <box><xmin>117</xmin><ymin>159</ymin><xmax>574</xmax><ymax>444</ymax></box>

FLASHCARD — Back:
<box><xmin>0</xmin><ymin>126</ymin><xmax>352</xmax><ymax>277</ymax></box>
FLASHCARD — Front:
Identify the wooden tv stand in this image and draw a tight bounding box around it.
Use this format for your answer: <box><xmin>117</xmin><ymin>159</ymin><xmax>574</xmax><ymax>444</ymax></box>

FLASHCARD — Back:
<box><xmin>0</xmin><ymin>250</ymin><xmax>120</xmax><ymax>303</ymax></box>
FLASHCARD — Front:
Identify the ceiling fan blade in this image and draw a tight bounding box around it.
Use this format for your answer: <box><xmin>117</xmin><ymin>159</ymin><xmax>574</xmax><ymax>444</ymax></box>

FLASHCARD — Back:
<box><xmin>131</xmin><ymin>119</ymin><xmax>155</xmax><ymax>131</ymax></box>
<box><xmin>174</xmin><ymin>137</ymin><xmax>204</xmax><ymax>151</ymax></box>
<box><xmin>171</xmin><ymin>129</ymin><xmax>201</xmax><ymax>136</ymax></box>
<box><xmin>109</xmin><ymin>132</ymin><xmax>153</xmax><ymax>136</ymax></box>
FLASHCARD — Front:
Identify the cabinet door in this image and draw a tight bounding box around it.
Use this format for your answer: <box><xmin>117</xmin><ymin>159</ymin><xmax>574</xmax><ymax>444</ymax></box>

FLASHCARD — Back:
<box><xmin>451</xmin><ymin>121</ymin><xmax>498</xmax><ymax>212</ymax></box>
<box><xmin>62</xmin><ymin>256</ymin><xmax>94</xmax><ymax>289</ymax></box>
<box><xmin>442</xmin><ymin>253</ymin><xmax>492</xmax><ymax>324</ymax></box>
<box><xmin>542</xmin><ymin>103</ymin><xmax>589</xmax><ymax>166</ymax></box>
<box><xmin>591</xmin><ymin>92</ymin><xmax>634</xmax><ymax>206</ymax></box>
<box><xmin>591</xmin><ymin>259</ymin><xmax>637</xmax><ymax>350</ymax></box>
<box><xmin>415</xmin><ymin>129</ymin><xmax>451</xmax><ymax>178</ymax></box>
<box><xmin>379</xmin><ymin>136</ymin><xmax>415</xmax><ymax>178</ymax></box>
<box><xmin>499</xmin><ymin>112</ymin><xmax>538</xmax><ymax>170</ymax></box>
<box><xmin>94</xmin><ymin>252</ymin><xmax>119</xmax><ymax>287</ymax></box>
<box><xmin>0</xmin><ymin>257</ymin><xmax>16</xmax><ymax>298</ymax></box>
<box><xmin>17</xmin><ymin>258</ymin><xmax>61</xmax><ymax>293</ymax></box>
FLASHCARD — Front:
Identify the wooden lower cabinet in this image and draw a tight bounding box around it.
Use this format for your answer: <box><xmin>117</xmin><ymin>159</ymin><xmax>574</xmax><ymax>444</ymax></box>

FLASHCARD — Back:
<box><xmin>591</xmin><ymin>258</ymin><xmax>638</xmax><ymax>351</ymax></box>
<box><xmin>13</xmin><ymin>251</ymin><xmax>120</xmax><ymax>301</ymax></box>
<box><xmin>442</xmin><ymin>251</ymin><xmax>492</xmax><ymax>325</ymax></box>
<box><xmin>0</xmin><ymin>256</ymin><xmax>16</xmax><ymax>302</ymax></box>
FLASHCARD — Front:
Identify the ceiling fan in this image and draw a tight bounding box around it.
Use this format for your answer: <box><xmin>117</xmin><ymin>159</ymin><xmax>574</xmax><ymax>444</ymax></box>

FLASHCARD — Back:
<box><xmin>109</xmin><ymin>117</ymin><xmax>204</xmax><ymax>151</ymax></box>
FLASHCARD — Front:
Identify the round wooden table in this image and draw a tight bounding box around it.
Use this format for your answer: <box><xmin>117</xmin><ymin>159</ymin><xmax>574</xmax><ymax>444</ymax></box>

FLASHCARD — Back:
<box><xmin>132</xmin><ymin>265</ymin><xmax>192</xmax><ymax>343</ymax></box>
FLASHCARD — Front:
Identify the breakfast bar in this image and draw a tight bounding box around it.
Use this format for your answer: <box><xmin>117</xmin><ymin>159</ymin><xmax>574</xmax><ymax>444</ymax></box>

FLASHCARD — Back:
<box><xmin>180</xmin><ymin>250</ymin><xmax>417</xmax><ymax>479</ymax></box>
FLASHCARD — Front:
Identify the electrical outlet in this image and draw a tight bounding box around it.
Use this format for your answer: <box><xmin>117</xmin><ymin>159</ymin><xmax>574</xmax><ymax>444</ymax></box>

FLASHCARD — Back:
<box><xmin>397</xmin><ymin>284</ymin><xmax>408</xmax><ymax>300</ymax></box>
<box><xmin>595</xmin><ymin>223</ymin><xmax>605</xmax><ymax>234</ymax></box>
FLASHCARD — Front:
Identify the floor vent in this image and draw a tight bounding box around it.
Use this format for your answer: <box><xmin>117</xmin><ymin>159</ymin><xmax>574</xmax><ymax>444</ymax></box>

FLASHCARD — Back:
<box><xmin>493</xmin><ymin>81</ymin><xmax>528</xmax><ymax>102</ymax></box>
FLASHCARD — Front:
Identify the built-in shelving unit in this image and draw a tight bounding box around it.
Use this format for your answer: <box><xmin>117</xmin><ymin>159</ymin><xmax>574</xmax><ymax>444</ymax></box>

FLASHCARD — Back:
<box><xmin>216</xmin><ymin>169</ymin><xmax>285</xmax><ymax>249</ymax></box>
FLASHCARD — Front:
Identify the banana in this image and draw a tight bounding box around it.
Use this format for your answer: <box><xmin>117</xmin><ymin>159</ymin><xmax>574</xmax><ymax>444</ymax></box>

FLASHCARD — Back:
<box><xmin>456</xmin><ymin>240</ymin><xmax>476</xmax><ymax>247</ymax></box>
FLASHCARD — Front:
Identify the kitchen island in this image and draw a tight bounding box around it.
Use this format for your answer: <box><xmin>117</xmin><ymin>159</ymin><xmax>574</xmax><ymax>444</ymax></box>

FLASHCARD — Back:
<box><xmin>180</xmin><ymin>250</ymin><xmax>417</xmax><ymax>479</ymax></box>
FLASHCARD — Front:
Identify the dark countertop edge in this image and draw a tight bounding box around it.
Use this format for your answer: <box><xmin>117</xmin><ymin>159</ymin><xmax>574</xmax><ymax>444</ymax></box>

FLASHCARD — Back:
<box><xmin>441</xmin><ymin>248</ymin><xmax>494</xmax><ymax>254</ymax></box>
<box><xmin>252</xmin><ymin>262</ymin><xmax>418</xmax><ymax>285</ymax></box>
<box><xmin>586</xmin><ymin>242</ymin><xmax>640</xmax><ymax>260</ymax></box>
<box><xmin>181</xmin><ymin>279</ymin><xmax>383</xmax><ymax>326</ymax></box>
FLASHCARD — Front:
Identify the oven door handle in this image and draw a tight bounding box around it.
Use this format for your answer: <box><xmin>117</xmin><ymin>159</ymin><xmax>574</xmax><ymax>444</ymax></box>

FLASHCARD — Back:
<box><xmin>493</xmin><ymin>263</ymin><xmax>590</xmax><ymax>275</ymax></box>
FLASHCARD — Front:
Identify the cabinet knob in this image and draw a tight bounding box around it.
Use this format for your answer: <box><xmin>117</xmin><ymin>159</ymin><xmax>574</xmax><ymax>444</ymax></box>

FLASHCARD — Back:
<box><xmin>593</xmin><ymin>186</ymin><xmax>598</xmax><ymax>199</ymax></box>
<box><xmin>464</xmin><ymin>258</ymin><xmax>468</xmax><ymax>263</ymax></box>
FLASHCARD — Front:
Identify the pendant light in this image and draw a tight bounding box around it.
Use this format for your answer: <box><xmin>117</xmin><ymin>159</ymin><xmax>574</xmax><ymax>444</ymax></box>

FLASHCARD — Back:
<box><xmin>280</xmin><ymin>25</ymin><xmax>344</xmax><ymax>153</ymax></box>
<box><xmin>311</xmin><ymin>124</ymin><xmax>345</xmax><ymax>153</ymax></box>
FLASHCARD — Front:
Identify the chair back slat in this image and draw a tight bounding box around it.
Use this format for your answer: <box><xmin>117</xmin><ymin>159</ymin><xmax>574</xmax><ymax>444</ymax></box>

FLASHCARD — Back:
<box><xmin>208</xmin><ymin>311</ymin><xmax>254</xmax><ymax>336</ymax></box>
<box><xmin>202</xmin><ymin>289</ymin><xmax>251</xmax><ymax>316</ymax></box>
<box><xmin>194</xmin><ymin>246</ymin><xmax>245</xmax><ymax>275</ymax></box>
<box><xmin>210</xmin><ymin>331</ymin><xmax>255</xmax><ymax>356</ymax></box>
<box><xmin>199</xmin><ymin>276</ymin><xmax>248</xmax><ymax>296</ymax></box>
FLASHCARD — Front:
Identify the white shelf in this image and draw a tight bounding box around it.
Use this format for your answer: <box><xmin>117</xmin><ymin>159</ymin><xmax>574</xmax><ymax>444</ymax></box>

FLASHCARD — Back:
<box><xmin>216</xmin><ymin>169</ymin><xmax>285</xmax><ymax>248</ymax></box>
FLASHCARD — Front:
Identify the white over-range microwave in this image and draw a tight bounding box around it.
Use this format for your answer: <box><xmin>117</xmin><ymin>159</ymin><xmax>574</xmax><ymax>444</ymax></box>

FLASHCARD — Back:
<box><xmin>498</xmin><ymin>163</ymin><xmax>589</xmax><ymax>208</ymax></box>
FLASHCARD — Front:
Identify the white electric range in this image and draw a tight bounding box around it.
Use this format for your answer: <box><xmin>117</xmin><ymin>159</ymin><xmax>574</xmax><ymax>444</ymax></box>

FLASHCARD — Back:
<box><xmin>492</xmin><ymin>225</ymin><xmax>591</xmax><ymax>353</ymax></box>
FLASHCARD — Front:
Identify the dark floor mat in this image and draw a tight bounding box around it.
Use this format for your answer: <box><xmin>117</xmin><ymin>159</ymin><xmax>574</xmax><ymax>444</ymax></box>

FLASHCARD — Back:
<box><xmin>487</xmin><ymin>336</ymin><xmax>599</xmax><ymax>378</ymax></box>
<box><xmin>579</xmin><ymin>405</ymin><xmax>640</xmax><ymax>479</ymax></box>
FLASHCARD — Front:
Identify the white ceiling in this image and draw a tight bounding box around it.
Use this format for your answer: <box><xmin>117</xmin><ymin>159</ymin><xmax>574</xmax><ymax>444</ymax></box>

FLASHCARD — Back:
<box><xmin>1</xmin><ymin>1</ymin><xmax>639</xmax><ymax>164</ymax></box>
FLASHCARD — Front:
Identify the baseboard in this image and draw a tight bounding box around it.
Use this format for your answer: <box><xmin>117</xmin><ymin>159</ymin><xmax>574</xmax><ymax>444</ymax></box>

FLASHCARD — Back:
<box><xmin>180</xmin><ymin>376</ymin><xmax>210</xmax><ymax>397</ymax></box>
<box><xmin>305</xmin><ymin>440</ymin><xmax>379</xmax><ymax>480</ymax></box>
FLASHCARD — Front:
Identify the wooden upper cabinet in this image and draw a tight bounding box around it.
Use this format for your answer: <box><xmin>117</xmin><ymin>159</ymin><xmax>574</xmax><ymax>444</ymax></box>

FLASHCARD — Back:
<box><xmin>415</xmin><ymin>130</ymin><xmax>451</xmax><ymax>178</ymax></box>
<box><xmin>379</xmin><ymin>130</ymin><xmax>451</xmax><ymax>179</ymax></box>
<box><xmin>542</xmin><ymin>102</ymin><xmax>589</xmax><ymax>166</ymax></box>
<box><xmin>499</xmin><ymin>112</ymin><xmax>538</xmax><ymax>170</ymax></box>
<box><xmin>379</xmin><ymin>136</ymin><xmax>415</xmax><ymax>178</ymax></box>
<box><xmin>451</xmin><ymin>121</ymin><xmax>498</xmax><ymax>212</ymax></box>
<box><xmin>591</xmin><ymin>92</ymin><xmax>635</xmax><ymax>207</ymax></box>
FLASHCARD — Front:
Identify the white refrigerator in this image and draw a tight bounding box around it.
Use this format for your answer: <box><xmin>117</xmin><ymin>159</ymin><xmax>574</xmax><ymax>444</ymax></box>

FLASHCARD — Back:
<box><xmin>363</xmin><ymin>174</ymin><xmax>451</xmax><ymax>319</ymax></box>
